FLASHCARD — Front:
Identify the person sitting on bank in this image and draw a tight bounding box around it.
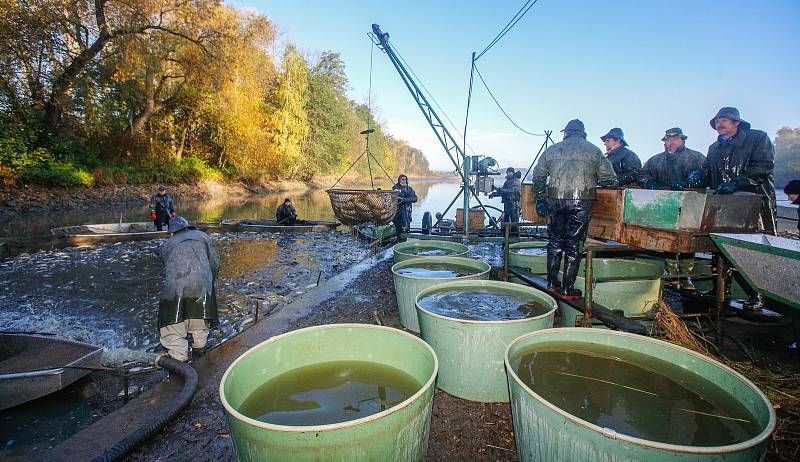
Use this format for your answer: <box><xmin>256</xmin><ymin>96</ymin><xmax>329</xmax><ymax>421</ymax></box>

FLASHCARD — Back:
<box><xmin>276</xmin><ymin>198</ymin><xmax>297</xmax><ymax>225</ymax></box>
<box><xmin>150</xmin><ymin>185</ymin><xmax>176</xmax><ymax>231</ymax></box>
<box><xmin>784</xmin><ymin>180</ymin><xmax>800</xmax><ymax>233</ymax></box>
<box><xmin>158</xmin><ymin>216</ymin><xmax>219</xmax><ymax>362</ymax></box>
<box><xmin>392</xmin><ymin>174</ymin><xmax>418</xmax><ymax>242</ymax></box>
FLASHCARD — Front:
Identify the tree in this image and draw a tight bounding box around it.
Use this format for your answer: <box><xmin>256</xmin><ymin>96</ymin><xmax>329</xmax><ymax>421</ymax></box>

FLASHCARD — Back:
<box><xmin>774</xmin><ymin>126</ymin><xmax>800</xmax><ymax>187</ymax></box>
<box><xmin>268</xmin><ymin>45</ymin><xmax>309</xmax><ymax>178</ymax></box>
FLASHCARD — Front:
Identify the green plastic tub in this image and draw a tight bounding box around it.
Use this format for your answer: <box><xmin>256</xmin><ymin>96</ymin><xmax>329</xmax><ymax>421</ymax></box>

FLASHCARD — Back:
<box><xmin>560</xmin><ymin>258</ymin><xmax>662</xmax><ymax>326</ymax></box>
<box><xmin>507</xmin><ymin>241</ymin><xmax>548</xmax><ymax>284</ymax></box>
<box><xmin>505</xmin><ymin>328</ymin><xmax>776</xmax><ymax>462</ymax></box>
<box><xmin>416</xmin><ymin>280</ymin><xmax>556</xmax><ymax>402</ymax></box>
<box><xmin>392</xmin><ymin>256</ymin><xmax>491</xmax><ymax>333</ymax></box>
<box><xmin>220</xmin><ymin>324</ymin><xmax>438</xmax><ymax>461</ymax></box>
<box><xmin>393</xmin><ymin>240</ymin><xmax>469</xmax><ymax>263</ymax></box>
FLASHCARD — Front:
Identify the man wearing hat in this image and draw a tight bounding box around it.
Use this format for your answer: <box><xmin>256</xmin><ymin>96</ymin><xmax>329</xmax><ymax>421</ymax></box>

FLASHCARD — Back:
<box><xmin>784</xmin><ymin>180</ymin><xmax>800</xmax><ymax>233</ymax></box>
<box><xmin>150</xmin><ymin>185</ymin><xmax>176</xmax><ymax>231</ymax></box>
<box><xmin>489</xmin><ymin>167</ymin><xmax>522</xmax><ymax>223</ymax></box>
<box><xmin>158</xmin><ymin>216</ymin><xmax>220</xmax><ymax>361</ymax></box>
<box><xmin>641</xmin><ymin>128</ymin><xmax>706</xmax><ymax>291</ymax></box>
<box><xmin>532</xmin><ymin>119</ymin><xmax>618</xmax><ymax>298</ymax></box>
<box><xmin>600</xmin><ymin>127</ymin><xmax>642</xmax><ymax>186</ymax></box>
<box><xmin>696</xmin><ymin>107</ymin><xmax>777</xmax><ymax>235</ymax></box>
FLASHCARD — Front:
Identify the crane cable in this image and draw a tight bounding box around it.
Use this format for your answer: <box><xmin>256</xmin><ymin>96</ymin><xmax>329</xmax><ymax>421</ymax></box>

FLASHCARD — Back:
<box><xmin>474</xmin><ymin>64</ymin><xmax>546</xmax><ymax>137</ymax></box>
<box><xmin>476</xmin><ymin>0</ymin><xmax>540</xmax><ymax>61</ymax></box>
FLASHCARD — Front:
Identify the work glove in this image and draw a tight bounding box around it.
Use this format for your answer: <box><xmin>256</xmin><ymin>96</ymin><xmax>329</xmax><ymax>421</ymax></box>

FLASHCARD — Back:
<box><xmin>151</xmin><ymin>212</ymin><xmax>157</xmax><ymax>220</ymax></box>
<box><xmin>715</xmin><ymin>181</ymin><xmax>737</xmax><ymax>194</ymax></box>
<box><xmin>488</xmin><ymin>191</ymin><xmax>498</xmax><ymax>199</ymax></box>
<box><xmin>671</xmin><ymin>180</ymin><xmax>689</xmax><ymax>191</ymax></box>
<box><xmin>171</xmin><ymin>211</ymin><xmax>177</xmax><ymax>218</ymax></box>
<box><xmin>644</xmin><ymin>179</ymin><xmax>661</xmax><ymax>190</ymax></box>
<box><xmin>535</xmin><ymin>198</ymin><xmax>549</xmax><ymax>217</ymax></box>
<box><xmin>687</xmin><ymin>170</ymin><xmax>705</xmax><ymax>189</ymax></box>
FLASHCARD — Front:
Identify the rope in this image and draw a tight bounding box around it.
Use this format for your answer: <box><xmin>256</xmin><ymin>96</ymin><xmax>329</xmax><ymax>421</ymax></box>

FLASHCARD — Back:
<box><xmin>474</xmin><ymin>64</ymin><xmax>546</xmax><ymax>136</ymax></box>
<box><xmin>476</xmin><ymin>0</ymin><xmax>540</xmax><ymax>61</ymax></box>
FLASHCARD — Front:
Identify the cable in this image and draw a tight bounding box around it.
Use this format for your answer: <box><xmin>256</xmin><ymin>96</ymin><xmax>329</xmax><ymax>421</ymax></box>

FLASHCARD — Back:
<box><xmin>473</xmin><ymin>64</ymin><xmax>546</xmax><ymax>136</ymax></box>
<box><xmin>476</xmin><ymin>0</ymin><xmax>540</xmax><ymax>61</ymax></box>
<box><xmin>391</xmin><ymin>43</ymin><xmax>479</xmax><ymax>156</ymax></box>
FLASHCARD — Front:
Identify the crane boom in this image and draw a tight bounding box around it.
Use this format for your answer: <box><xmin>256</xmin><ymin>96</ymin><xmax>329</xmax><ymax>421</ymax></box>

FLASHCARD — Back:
<box><xmin>371</xmin><ymin>23</ymin><xmax>495</xmax><ymax>233</ymax></box>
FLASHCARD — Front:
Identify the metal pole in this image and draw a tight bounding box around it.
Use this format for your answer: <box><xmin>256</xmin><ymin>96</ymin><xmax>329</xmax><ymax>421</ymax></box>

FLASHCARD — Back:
<box><xmin>714</xmin><ymin>253</ymin><xmax>727</xmax><ymax>346</ymax></box>
<box><xmin>583</xmin><ymin>249</ymin><xmax>594</xmax><ymax>327</ymax></box>
<box><xmin>503</xmin><ymin>222</ymin><xmax>510</xmax><ymax>281</ymax></box>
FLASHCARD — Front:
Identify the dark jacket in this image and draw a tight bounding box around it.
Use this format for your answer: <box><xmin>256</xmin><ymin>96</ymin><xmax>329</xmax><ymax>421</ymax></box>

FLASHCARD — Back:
<box><xmin>606</xmin><ymin>146</ymin><xmax>642</xmax><ymax>185</ymax></box>
<box><xmin>392</xmin><ymin>184</ymin><xmax>418</xmax><ymax>225</ymax></box>
<box><xmin>532</xmin><ymin>132</ymin><xmax>618</xmax><ymax>200</ymax></box>
<box><xmin>275</xmin><ymin>203</ymin><xmax>297</xmax><ymax>223</ymax></box>
<box><xmin>641</xmin><ymin>147</ymin><xmax>706</xmax><ymax>188</ymax></box>
<box><xmin>494</xmin><ymin>173</ymin><xmax>522</xmax><ymax>204</ymax></box>
<box><xmin>158</xmin><ymin>229</ymin><xmax>220</xmax><ymax>328</ymax></box>
<box><xmin>150</xmin><ymin>193</ymin><xmax>175</xmax><ymax>216</ymax></box>
<box><xmin>703</xmin><ymin>127</ymin><xmax>775</xmax><ymax>194</ymax></box>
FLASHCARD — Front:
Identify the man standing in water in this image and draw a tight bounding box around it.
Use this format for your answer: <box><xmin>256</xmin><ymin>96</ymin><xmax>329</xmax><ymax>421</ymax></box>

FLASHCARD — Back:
<box><xmin>533</xmin><ymin>119</ymin><xmax>618</xmax><ymax>298</ymax></box>
<box><xmin>392</xmin><ymin>174</ymin><xmax>417</xmax><ymax>242</ymax></box>
<box><xmin>640</xmin><ymin>127</ymin><xmax>706</xmax><ymax>291</ymax></box>
<box><xmin>490</xmin><ymin>167</ymin><xmax>522</xmax><ymax>223</ymax></box>
<box><xmin>150</xmin><ymin>185</ymin><xmax>176</xmax><ymax>231</ymax></box>
<box><xmin>600</xmin><ymin>127</ymin><xmax>642</xmax><ymax>186</ymax></box>
<box><xmin>158</xmin><ymin>216</ymin><xmax>219</xmax><ymax>361</ymax></box>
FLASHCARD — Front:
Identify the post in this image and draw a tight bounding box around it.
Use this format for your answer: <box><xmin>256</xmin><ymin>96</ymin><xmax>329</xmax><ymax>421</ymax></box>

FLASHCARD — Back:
<box><xmin>462</xmin><ymin>156</ymin><xmax>471</xmax><ymax>238</ymax></box>
<box><xmin>503</xmin><ymin>222</ymin><xmax>510</xmax><ymax>281</ymax></box>
<box><xmin>714</xmin><ymin>254</ymin><xmax>727</xmax><ymax>346</ymax></box>
<box><xmin>583</xmin><ymin>249</ymin><xmax>594</xmax><ymax>327</ymax></box>
<box><xmin>253</xmin><ymin>299</ymin><xmax>260</xmax><ymax>324</ymax></box>
<box><xmin>122</xmin><ymin>368</ymin><xmax>130</xmax><ymax>403</ymax></box>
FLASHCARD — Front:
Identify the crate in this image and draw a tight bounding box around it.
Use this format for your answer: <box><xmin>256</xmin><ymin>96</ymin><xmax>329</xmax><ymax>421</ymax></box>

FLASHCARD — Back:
<box><xmin>455</xmin><ymin>208</ymin><xmax>485</xmax><ymax>230</ymax></box>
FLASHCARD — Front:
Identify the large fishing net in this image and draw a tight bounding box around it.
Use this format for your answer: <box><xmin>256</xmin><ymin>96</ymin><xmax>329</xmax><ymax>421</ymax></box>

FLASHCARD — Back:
<box><xmin>327</xmin><ymin>189</ymin><xmax>399</xmax><ymax>226</ymax></box>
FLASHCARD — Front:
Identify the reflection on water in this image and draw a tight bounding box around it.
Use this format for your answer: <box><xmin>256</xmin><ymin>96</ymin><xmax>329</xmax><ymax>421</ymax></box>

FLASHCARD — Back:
<box><xmin>218</xmin><ymin>239</ymin><xmax>278</xmax><ymax>279</ymax></box>
<box><xmin>0</xmin><ymin>178</ymin><xmax>506</xmax><ymax>238</ymax></box>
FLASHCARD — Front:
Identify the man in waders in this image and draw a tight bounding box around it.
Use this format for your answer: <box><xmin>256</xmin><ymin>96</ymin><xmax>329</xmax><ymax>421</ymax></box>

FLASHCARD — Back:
<box><xmin>533</xmin><ymin>119</ymin><xmax>618</xmax><ymax>298</ymax></box>
<box><xmin>158</xmin><ymin>216</ymin><xmax>219</xmax><ymax>361</ymax></box>
<box><xmin>276</xmin><ymin>198</ymin><xmax>298</xmax><ymax>225</ymax></box>
<box><xmin>640</xmin><ymin>127</ymin><xmax>706</xmax><ymax>291</ymax></box>
<box><xmin>601</xmin><ymin>127</ymin><xmax>642</xmax><ymax>186</ymax></box>
<box><xmin>490</xmin><ymin>167</ymin><xmax>522</xmax><ymax>224</ymax></box>
<box><xmin>392</xmin><ymin>174</ymin><xmax>418</xmax><ymax>242</ymax></box>
<box><xmin>690</xmin><ymin>107</ymin><xmax>777</xmax><ymax>309</ymax></box>
<box><xmin>150</xmin><ymin>186</ymin><xmax>176</xmax><ymax>231</ymax></box>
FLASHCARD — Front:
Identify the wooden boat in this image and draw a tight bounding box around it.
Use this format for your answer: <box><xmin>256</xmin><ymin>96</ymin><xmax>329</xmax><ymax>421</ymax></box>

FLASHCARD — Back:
<box><xmin>220</xmin><ymin>218</ymin><xmax>340</xmax><ymax>232</ymax></box>
<box><xmin>711</xmin><ymin>233</ymin><xmax>800</xmax><ymax>312</ymax></box>
<box><xmin>0</xmin><ymin>333</ymin><xmax>103</xmax><ymax>410</ymax></box>
<box><xmin>48</xmin><ymin>221</ymin><xmax>224</xmax><ymax>246</ymax></box>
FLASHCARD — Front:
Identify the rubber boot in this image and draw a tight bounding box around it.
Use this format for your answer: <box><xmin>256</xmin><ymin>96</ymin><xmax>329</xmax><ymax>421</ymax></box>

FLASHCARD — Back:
<box><xmin>743</xmin><ymin>293</ymin><xmax>764</xmax><ymax>311</ymax></box>
<box><xmin>678</xmin><ymin>258</ymin><xmax>696</xmax><ymax>292</ymax></box>
<box><xmin>664</xmin><ymin>259</ymin><xmax>679</xmax><ymax>288</ymax></box>
<box><xmin>561</xmin><ymin>254</ymin><xmax>582</xmax><ymax>299</ymax></box>
<box><xmin>546</xmin><ymin>250</ymin><xmax>562</xmax><ymax>290</ymax></box>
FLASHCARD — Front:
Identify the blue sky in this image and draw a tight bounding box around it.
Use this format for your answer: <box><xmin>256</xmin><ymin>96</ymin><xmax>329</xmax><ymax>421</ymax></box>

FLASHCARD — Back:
<box><xmin>235</xmin><ymin>0</ymin><xmax>800</xmax><ymax>171</ymax></box>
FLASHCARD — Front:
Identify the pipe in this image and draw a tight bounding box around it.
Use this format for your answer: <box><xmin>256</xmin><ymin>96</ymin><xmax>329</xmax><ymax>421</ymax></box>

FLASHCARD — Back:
<box><xmin>89</xmin><ymin>356</ymin><xmax>198</xmax><ymax>462</ymax></box>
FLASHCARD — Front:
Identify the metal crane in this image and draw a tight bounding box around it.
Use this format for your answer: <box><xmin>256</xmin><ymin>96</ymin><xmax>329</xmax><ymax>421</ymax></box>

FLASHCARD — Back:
<box><xmin>371</xmin><ymin>24</ymin><xmax>498</xmax><ymax>235</ymax></box>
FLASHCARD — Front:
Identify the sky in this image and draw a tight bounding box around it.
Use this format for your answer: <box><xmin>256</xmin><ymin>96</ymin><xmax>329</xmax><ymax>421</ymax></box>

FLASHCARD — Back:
<box><xmin>235</xmin><ymin>0</ymin><xmax>800</xmax><ymax>171</ymax></box>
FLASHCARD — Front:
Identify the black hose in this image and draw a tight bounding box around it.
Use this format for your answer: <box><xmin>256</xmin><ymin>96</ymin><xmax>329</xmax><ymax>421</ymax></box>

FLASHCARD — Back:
<box><xmin>90</xmin><ymin>356</ymin><xmax>198</xmax><ymax>462</ymax></box>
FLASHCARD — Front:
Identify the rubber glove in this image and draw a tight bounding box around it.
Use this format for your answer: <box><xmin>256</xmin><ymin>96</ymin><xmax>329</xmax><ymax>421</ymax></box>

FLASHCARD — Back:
<box><xmin>644</xmin><ymin>179</ymin><xmax>661</xmax><ymax>190</ymax></box>
<box><xmin>671</xmin><ymin>180</ymin><xmax>689</xmax><ymax>191</ymax></box>
<box><xmin>687</xmin><ymin>170</ymin><xmax>704</xmax><ymax>189</ymax></box>
<box><xmin>715</xmin><ymin>181</ymin><xmax>737</xmax><ymax>194</ymax></box>
<box><xmin>535</xmin><ymin>199</ymin><xmax>549</xmax><ymax>217</ymax></box>
<box><xmin>171</xmin><ymin>211</ymin><xmax>177</xmax><ymax>218</ymax></box>
<box><xmin>151</xmin><ymin>212</ymin><xmax>157</xmax><ymax>220</ymax></box>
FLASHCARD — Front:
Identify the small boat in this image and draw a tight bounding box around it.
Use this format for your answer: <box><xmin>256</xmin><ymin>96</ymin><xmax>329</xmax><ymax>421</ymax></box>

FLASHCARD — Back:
<box><xmin>221</xmin><ymin>218</ymin><xmax>340</xmax><ymax>232</ymax></box>
<box><xmin>49</xmin><ymin>221</ymin><xmax>223</xmax><ymax>246</ymax></box>
<box><xmin>0</xmin><ymin>333</ymin><xmax>103</xmax><ymax>410</ymax></box>
<box><xmin>711</xmin><ymin>233</ymin><xmax>800</xmax><ymax>312</ymax></box>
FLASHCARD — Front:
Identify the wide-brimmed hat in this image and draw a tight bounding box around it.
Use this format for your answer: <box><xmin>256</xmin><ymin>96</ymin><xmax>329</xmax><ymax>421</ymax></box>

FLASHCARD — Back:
<box><xmin>709</xmin><ymin>107</ymin><xmax>751</xmax><ymax>130</ymax></box>
<box><xmin>158</xmin><ymin>185</ymin><xmax>166</xmax><ymax>192</ymax></box>
<box><xmin>662</xmin><ymin>127</ymin><xmax>687</xmax><ymax>141</ymax></box>
<box><xmin>168</xmin><ymin>216</ymin><xmax>190</xmax><ymax>233</ymax></box>
<box><xmin>600</xmin><ymin>127</ymin><xmax>628</xmax><ymax>146</ymax></box>
<box><xmin>561</xmin><ymin>119</ymin><xmax>585</xmax><ymax>133</ymax></box>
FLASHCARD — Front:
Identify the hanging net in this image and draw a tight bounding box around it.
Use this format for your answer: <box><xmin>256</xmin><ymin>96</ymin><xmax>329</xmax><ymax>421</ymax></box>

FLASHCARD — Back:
<box><xmin>327</xmin><ymin>189</ymin><xmax>399</xmax><ymax>226</ymax></box>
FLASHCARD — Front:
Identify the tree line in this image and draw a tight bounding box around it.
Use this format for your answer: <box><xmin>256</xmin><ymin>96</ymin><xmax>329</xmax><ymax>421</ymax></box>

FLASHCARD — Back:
<box><xmin>0</xmin><ymin>0</ymin><xmax>432</xmax><ymax>187</ymax></box>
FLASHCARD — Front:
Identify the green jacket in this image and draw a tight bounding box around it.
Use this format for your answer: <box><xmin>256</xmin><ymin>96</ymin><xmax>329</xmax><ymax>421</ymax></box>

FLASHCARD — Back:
<box><xmin>532</xmin><ymin>133</ymin><xmax>618</xmax><ymax>200</ymax></box>
<box><xmin>158</xmin><ymin>229</ymin><xmax>220</xmax><ymax>328</ymax></box>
